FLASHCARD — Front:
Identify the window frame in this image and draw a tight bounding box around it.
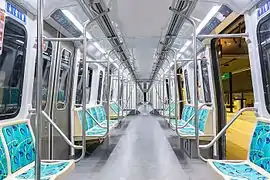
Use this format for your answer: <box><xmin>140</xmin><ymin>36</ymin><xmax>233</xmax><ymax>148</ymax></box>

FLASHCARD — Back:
<box><xmin>87</xmin><ymin>67</ymin><xmax>93</xmax><ymax>103</ymax></box>
<box><xmin>200</xmin><ymin>59</ymin><xmax>212</xmax><ymax>103</ymax></box>
<box><xmin>184</xmin><ymin>70</ymin><xmax>191</xmax><ymax>104</ymax></box>
<box><xmin>97</xmin><ymin>70</ymin><xmax>103</xmax><ymax>104</ymax></box>
<box><xmin>257</xmin><ymin>13</ymin><xmax>270</xmax><ymax>114</ymax></box>
<box><xmin>32</xmin><ymin>40</ymin><xmax>53</xmax><ymax>110</ymax></box>
<box><xmin>0</xmin><ymin>17</ymin><xmax>27</xmax><ymax>120</ymax></box>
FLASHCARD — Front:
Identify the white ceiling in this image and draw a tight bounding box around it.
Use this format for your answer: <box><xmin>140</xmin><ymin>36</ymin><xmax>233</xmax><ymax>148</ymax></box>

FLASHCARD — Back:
<box><xmin>108</xmin><ymin>0</ymin><xmax>173</xmax><ymax>79</ymax></box>
<box><xmin>40</xmin><ymin>0</ymin><xmax>259</xmax><ymax>81</ymax></box>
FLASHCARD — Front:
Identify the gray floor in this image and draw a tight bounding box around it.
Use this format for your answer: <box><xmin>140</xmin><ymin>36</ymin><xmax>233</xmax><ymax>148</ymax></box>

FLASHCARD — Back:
<box><xmin>67</xmin><ymin>105</ymin><xmax>221</xmax><ymax>180</ymax></box>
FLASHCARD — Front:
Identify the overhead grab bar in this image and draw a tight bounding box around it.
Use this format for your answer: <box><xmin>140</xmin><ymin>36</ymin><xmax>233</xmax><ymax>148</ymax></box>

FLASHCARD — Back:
<box><xmin>199</xmin><ymin>107</ymin><xmax>257</xmax><ymax>150</ymax></box>
<box><xmin>42</xmin><ymin>111</ymin><xmax>83</xmax><ymax>150</ymax></box>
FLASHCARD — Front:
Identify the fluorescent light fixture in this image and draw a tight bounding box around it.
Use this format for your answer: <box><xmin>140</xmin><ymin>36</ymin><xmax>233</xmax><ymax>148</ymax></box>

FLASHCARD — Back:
<box><xmin>62</xmin><ymin>10</ymin><xmax>83</xmax><ymax>32</ymax></box>
<box><xmin>93</xmin><ymin>42</ymin><xmax>106</xmax><ymax>54</ymax></box>
<box><xmin>196</xmin><ymin>5</ymin><xmax>221</xmax><ymax>35</ymax></box>
<box><xmin>176</xmin><ymin>5</ymin><xmax>221</xmax><ymax>58</ymax></box>
<box><xmin>180</xmin><ymin>40</ymin><xmax>192</xmax><ymax>53</ymax></box>
<box><xmin>62</xmin><ymin>10</ymin><xmax>106</xmax><ymax>54</ymax></box>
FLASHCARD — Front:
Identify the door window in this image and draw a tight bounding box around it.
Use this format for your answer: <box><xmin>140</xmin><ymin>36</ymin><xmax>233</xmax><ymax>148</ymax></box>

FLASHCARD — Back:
<box><xmin>0</xmin><ymin>18</ymin><xmax>27</xmax><ymax>119</ymax></box>
<box><xmin>57</xmin><ymin>49</ymin><xmax>71</xmax><ymax>109</ymax></box>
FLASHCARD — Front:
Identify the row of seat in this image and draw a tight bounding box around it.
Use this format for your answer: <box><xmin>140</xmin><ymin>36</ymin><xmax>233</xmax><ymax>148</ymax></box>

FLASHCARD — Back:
<box><xmin>73</xmin><ymin>102</ymin><xmax>128</xmax><ymax>141</ymax></box>
<box><xmin>0</xmin><ymin>119</ymin><xmax>75</xmax><ymax>180</ymax></box>
<box><xmin>166</xmin><ymin>104</ymin><xmax>214</xmax><ymax>139</ymax></box>
<box><xmin>209</xmin><ymin>118</ymin><xmax>270</xmax><ymax>179</ymax></box>
<box><xmin>163</xmin><ymin>103</ymin><xmax>270</xmax><ymax>179</ymax></box>
<box><xmin>109</xmin><ymin>102</ymin><xmax>128</xmax><ymax>119</ymax></box>
<box><xmin>0</xmin><ymin>101</ymin><xmax>127</xmax><ymax>179</ymax></box>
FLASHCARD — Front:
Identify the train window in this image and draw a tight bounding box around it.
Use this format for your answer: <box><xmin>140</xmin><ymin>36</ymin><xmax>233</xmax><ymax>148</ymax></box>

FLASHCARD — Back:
<box><xmin>201</xmin><ymin>60</ymin><xmax>211</xmax><ymax>103</ymax></box>
<box><xmin>257</xmin><ymin>14</ymin><xmax>270</xmax><ymax>113</ymax></box>
<box><xmin>97</xmin><ymin>71</ymin><xmax>103</xmax><ymax>104</ymax></box>
<box><xmin>87</xmin><ymin>67</ymin><xmax>93</xmax><ymax>103</ymax></box>
<box><xmin>165</xmin><ymin>79</ymin><xmax>170</xmax><ymax>103</ymax></box>
<box><xmin>57</xmin><ymin>49</ymin><xmax>71</xmax><ymax>109</ymax></box>
<box><xmin>32</xmin><ymin>41</ymin><xmax>53</xmax><ymax>109</ymax></box>
<box><xmin>0</xmin><ymin>17</ymin><xmax>27</xmax><ymax>119</ymax></box>
<box><xmin>184</xmin><ymin>70</ymin><xmax>191</xmax><ymax>104</ymax></box>
<box><xmin>75</xmin><ymin>62</ymin><xmax>83</xmax><ymax>105</ymax></box>
<box><xmin>110</xmin><ymin>79</ymin><xmax>114</xmax><ymax>100</ymax></box>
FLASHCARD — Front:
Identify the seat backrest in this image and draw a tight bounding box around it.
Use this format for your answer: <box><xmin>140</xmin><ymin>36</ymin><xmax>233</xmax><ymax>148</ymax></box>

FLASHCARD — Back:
<box><xmin>1</xmin><ymin>120</ymin><xmax>35</xmax><ymax>174</ymax></box>
<box><xmin>90</xmin><ymin>107</ymin><xmax>99</xmax><ymax>122</ymax></box>
<box><xmin>97</xmin><ymin>106</ymin><xmax>106</xmax><ymax>121</ymax></box>
<box><xmin>249</xmin><ymin>119</ymin><xmax>270</xmax><ymax>173</ymax></box>
<box><xmin>110</xmin><ymin>102</ymin><xmax>119</xmax><ymax>114</ymax></box>
<box><xmin>77</xmin><ymin>109</ymin><xmax>94</xmax><ymax>130</ymax></box>
<box><xmin>181</xmin><ymin>105</ymin><xmax>195</xmax><ymax>124</ymax></box>
<box><xmin>169</xmin><ymin>103</ymin><xmax>175</xmax><ymax>113</ymax></box>
<box><xmin>198</xmin><ymin>108</ymin><xmax>210</xmax><ymax>132</ymax></box>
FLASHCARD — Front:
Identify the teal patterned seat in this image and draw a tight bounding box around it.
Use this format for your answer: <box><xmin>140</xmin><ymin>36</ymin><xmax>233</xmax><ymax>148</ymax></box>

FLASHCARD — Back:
<box><xmin>110</xmin><ymin>102</ymin><xmax>127</xmax><ymax>117</ymax></box>
<box><xmin>175</xmin><ymin>108</ymin><xmax>210</xmax><ymax>137</ymax></box>
<box><xmin>208</xmin><ymin>120</ymin><xmax>270</xmax><ymax>179</ymax></box>
<box><xmin>96</xmin><ymin>106</ymin><xmax>118</xmax><ymax>128</ymax></box>
<box><xmin>76</xmin><ymin>106</ymin><xmax>119</xmax><ymax>137</ymax></box>
<box><xmin>0</xmin><ymin>120</ymin><xmax>74</xmax><ymax>180</ymax></box>
<box><xmin>0</xmin><ymin>137</ymin><xmax>8</xmax><ymax>180</ymax></box>
<box><xmin>170</xmin><ymin>105</ymin><xmax>195</xmax><ymax>128</ymax></box>
<box><xmin>2</xmin><ymin>123</ymin><xmax>35</xmax><ymax>173</ymax></box>
<box><xmin>164</xmin><ymin>103</ymin><xmax>176</xmax><ymax>117</ymax></box>
<box><xmin>15</xmin><ymin>161</ymin><xmax>70</xmax><ymax>180</ymax></box>
<box><xmin>110</xmin><ymin>103</ymin><xmax>120</xmax><ymax>114</ymax></box>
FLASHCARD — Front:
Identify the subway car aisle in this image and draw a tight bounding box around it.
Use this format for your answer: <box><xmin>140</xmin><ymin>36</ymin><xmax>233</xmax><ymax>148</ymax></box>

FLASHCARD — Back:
<box><xmin>67</xmin><ymin>105</ymin><xmax>220</xmax><ymax>180</ymax></box>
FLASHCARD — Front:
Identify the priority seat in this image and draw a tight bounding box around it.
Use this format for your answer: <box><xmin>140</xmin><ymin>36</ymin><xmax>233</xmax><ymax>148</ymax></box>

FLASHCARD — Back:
<box><xmin>109</xmin><ymin>102</ymin><xmax>128</xmax><ymax>119</ymax></box>
<box><xmin>208</xmin><ymin>119</ymin><xmax>270</xmax><ymax>179</ymax></box>
<box><xmin>0</xmin><ymin>119</ymin><xmax>74</xmax><ymax>180</ymax></box>
<box><xmin>170</xmin><ymin>104</ymin><xmax>214</xmax><ymax>139</ymax></box>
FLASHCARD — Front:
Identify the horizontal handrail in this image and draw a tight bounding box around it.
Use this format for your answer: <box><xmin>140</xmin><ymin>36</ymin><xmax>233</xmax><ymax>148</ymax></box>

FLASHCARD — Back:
<box><xmin>199</xmin><ymin>107</ymin><xmax>257</xmax><ymax>150</ymax></box>
<box><xmin>42</xmin><ymin>111</ymin><xmax>82</xmax><ymax>150</ymax></box>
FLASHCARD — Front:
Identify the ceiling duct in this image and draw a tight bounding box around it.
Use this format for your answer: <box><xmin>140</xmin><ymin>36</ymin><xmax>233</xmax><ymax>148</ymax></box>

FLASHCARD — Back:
<box><xmin>77</xmin><ymin>0</ymin><xmax>140</xmax><ymax>85</ymax></box>
<box><xmin>148</xmin><ymin>0</ymin><xmax>198</xmax><ymax>91</ymax></box>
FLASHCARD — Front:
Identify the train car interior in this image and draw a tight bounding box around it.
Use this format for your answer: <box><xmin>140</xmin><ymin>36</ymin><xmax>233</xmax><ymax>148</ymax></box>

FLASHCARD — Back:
<box><xmin>0</xmin><ymin>0</ymin><xmax>270</xmax><ymax>179</ymax></box>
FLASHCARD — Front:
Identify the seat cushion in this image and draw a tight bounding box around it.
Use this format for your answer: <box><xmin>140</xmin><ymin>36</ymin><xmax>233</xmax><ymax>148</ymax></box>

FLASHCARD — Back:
<box><xmin>170</xmin><ymin>119</ymin><xmax>193</xmax><ymax>128</ymax></box>
<box><xmin>15</xmin><ymin>161</ymin><xmax>74</xmax><ymax>180</ymax></box>
<box><xmin>86</xmin><ymin>126</ymin><xmax>107</xmax><ymax>136</ymax></box>
<box><xmin>100</xmin><ymin>120</ymin><xmax>119</xmax><ymax>128</ymax></box>
<box><xmin>177</xmin><ymin>126</ymin><xmax>204</xmax><ymax>137</ymax></box>
<box><xmin>210</xmin><ymin>160</ymin><xmax>268</xmax><ymax>180</ymax></box>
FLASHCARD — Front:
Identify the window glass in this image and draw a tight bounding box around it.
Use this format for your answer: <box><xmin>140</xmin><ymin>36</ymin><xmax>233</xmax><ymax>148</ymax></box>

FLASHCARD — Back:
<box><xmin>32</xmin><ymin>41</ymin><xmax>53</xmax><ymax>109</ymax></box>
<box><xmin>75</xmin><ymin>62</ymin><xmax>83</xmax><ymax>105</ymax></box>
<box><xmin>184</xmin><ymin>70</ymin><xmax>191</xmax><ymax>104</ymax></box>
<box><xmin>201</xmin><ymin>60</ymin><xmax>211</xmax><ymax>103</ymax></box>
<box><xmin>110</xmin><ymin>79</ymin><xmax>114</xmax><ymax>100</ymax></box>
<box><xmin>87</xmin><ymin>67</ymin><xmax>93</xmax><ymax>103</ymax></box>
<box><xmin>0</xmin><ymin>18</ymin><xmax>27</xmax><ymax>119</ymax></box>
<box><xmin>97</xmin><ymin>71</ymin><xmax>103</xmax><ymax>104</ymax></box>
<box><xmin>57</xmin><ymin>49</ymin><xmax>71</xmax><ymax>109</ymax></box>
<box><xmin>165</xmin><ymin>79</ymin><xmax>170</xmax><ymax>103</ymax></box>
<box><xmin>257</xmin><ymin>14</ymin><xmax>270</xmax><ymax>113</ymax></box>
